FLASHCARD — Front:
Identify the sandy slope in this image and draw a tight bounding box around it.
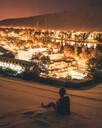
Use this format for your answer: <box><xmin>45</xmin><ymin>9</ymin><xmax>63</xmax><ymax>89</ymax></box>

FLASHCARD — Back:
<box><xmin>0</xmin><ymin>76</ymin><xmax>102</xmax><ymax>128</ymax></box>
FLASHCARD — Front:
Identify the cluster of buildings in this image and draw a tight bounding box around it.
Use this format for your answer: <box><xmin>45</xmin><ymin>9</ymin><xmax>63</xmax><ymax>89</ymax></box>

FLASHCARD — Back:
<box><xmin>0</xmin><ymin>26</ymin><xmax>102</xmax><ymax>81</ymax></box>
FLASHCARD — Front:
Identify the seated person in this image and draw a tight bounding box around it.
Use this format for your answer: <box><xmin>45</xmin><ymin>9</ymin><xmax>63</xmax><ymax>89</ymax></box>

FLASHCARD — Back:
<box><xmin>41</xmin><ymin>87</ymin><xmax>70</xmax><ymax>115</ymax></box>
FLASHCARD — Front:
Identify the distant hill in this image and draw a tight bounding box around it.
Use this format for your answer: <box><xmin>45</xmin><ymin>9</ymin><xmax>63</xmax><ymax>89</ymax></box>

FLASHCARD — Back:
<box><xmin>0</xmin><ymin>8</ymin><xmax>102</xmax><ymax>31</ymax></box>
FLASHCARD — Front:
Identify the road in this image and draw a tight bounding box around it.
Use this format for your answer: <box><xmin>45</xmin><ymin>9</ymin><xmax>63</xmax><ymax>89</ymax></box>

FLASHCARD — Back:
<box><xmin>0</xmin><ymin>76</ymin><xmax>102</xmax><ymax>128</ymax></box>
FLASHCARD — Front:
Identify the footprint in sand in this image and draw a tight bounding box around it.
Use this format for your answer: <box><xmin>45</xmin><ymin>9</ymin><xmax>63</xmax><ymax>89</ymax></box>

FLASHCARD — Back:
<box><xmin>21</xmin><ymin>110</ymin><xmax>48</xmax><ymax>121</ymax></box>
<box><xmin>33</xmin><ymin>112</ymin><xmax>48</xmax><ymax>119</ymax></box>
<box><xmin>33</xmin><ymin>119</ymin><xmax>50</xmax><ymax>128</ymax></box>
<box><xmin>70</xmin><ymin>112</ymin><xmax>90</xmax><ymax>119</ymax></box>
<box><xmin>21</xmin><ymin>110</ymin><xmax>35</xmax><ymax>118</ymax></box>
<box><xmin>22</xmin><ymin>111</ymin><xmax>35</xmax><ymax>116</ymax></box>
<box><xmin>0</xmin><ymin>122</ymin><xmax>10</xmax><ymax>128</ymax></box>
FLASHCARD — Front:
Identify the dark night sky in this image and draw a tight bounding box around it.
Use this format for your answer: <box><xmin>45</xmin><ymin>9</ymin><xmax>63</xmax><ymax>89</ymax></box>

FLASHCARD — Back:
<box><xmin>0</xmin><ymin>0</ymin><xmax>102</xmax><ymax>19</ymax></box>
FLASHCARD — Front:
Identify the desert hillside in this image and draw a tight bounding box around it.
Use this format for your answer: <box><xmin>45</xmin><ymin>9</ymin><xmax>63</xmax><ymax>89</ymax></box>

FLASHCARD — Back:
<box><xmin>0</xmin><ymin>7</ymin><xmax>102</xmax><ymax>31</ymax></box>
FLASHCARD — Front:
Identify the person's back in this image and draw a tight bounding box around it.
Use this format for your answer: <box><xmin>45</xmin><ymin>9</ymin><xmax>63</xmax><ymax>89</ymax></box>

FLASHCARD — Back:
<box><xmin>56</xmin><ymin>95</ymin><xmax>70</xmax><ymax>115</ymax></box>
<box><xmin>41</xmin><ymin>87</ymin><xmax>70</xmax><ymax>115</ymax></box>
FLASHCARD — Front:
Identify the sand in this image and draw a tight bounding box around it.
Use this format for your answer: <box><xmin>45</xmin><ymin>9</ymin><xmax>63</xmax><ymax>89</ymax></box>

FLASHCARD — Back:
<box><xmin>0</xmin><ymin>76</ymin><xmax>102</xmax><ymax>128</ymax></box>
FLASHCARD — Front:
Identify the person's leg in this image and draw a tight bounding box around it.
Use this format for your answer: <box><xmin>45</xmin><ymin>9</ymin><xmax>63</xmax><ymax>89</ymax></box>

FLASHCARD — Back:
<box><xmin>41</xmin><ymin>102</ymin><xmax>56</xmax><ymax>110</ymax></box>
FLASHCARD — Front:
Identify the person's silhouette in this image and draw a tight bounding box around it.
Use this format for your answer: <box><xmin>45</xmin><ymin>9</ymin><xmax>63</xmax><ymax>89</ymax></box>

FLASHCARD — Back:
<box><xmin>41</xmin><ymin>87</ymin><xmax>70</xmax><ymax>115</ymax></box>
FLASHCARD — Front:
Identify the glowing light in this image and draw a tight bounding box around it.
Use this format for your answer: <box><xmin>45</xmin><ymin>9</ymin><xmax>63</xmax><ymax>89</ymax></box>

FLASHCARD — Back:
<box><xmin>0</xmin><ymin>27</ymin><xmax>101</xmax><ymax>82</ymax></box>
<box><xmin>0</xmin><ymin>61</ymin><xmax>25</xmax><ymax>74</ymax></box>
<box><xmin>68</xmin><ymin>70</ymin><xmax>87</xmax><ymax>80</ymax></box>
<box><xmin>87</xmin><ymin>43</ymin><xmax>92</xmax><ymax>48</ymax></box>
<box><xmin>15</xmin><ymin>48</ymin><xmax>47</xmax><ymax>60</ymax></box>
<box><xmin>70</xmin><ymin>41</ymin><xmax>75</xmax><ymax>45</ymax></box>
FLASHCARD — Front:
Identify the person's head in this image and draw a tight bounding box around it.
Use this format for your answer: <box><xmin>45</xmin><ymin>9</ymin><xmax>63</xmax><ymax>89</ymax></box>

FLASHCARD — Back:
<box><xmin>59</xmin><ymin>87</ymin><xmax>66</xmax><ymax>97</ymax></box>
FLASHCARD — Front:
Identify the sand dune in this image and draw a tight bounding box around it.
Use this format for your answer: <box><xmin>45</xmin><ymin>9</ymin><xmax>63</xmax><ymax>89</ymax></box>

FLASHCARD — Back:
<box><xmin>0</xmin><ymin>76</ymin><xmax>102</xmax><ymax>128</ymax></box>
<box><xmin>0</xmin><ymin>8</ymin><xmax>102</xmax><ymax>31</ymax></box>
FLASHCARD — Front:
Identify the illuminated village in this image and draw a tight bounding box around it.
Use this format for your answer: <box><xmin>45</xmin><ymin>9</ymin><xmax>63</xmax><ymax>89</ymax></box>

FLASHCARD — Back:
<box><xmin>0</xmin><ymin>26</ymin><xmax>102</xmax><ymax>82</ymax></box>
<box><xmin>0</xmin><ymin>0</ymin><xmax>102</xmax><ymax>127</ymax></box>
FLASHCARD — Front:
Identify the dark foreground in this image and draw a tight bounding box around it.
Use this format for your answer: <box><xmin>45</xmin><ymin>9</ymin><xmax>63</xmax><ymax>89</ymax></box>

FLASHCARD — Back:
<box><xmin>0</xmin><ymin>76</ymin><xmax>102</xmax><ymax>128</ymax></box>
